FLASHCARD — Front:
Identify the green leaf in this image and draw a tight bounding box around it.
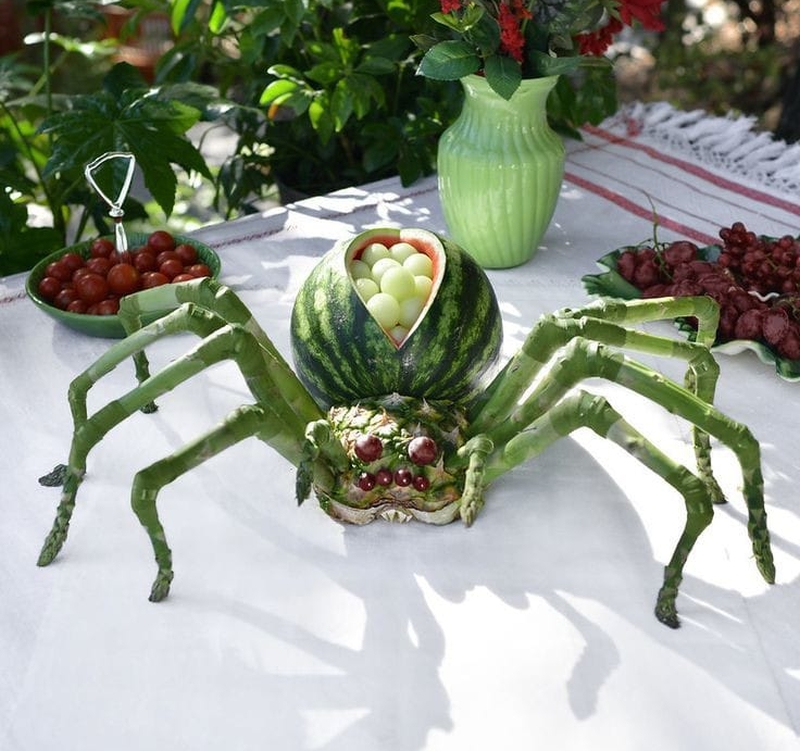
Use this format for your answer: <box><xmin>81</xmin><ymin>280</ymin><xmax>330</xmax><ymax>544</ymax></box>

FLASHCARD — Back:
<box><xmin>331</xmin><ymin>82</ymin><xmax>353</xmax><ymax>131</ymax></box>
<box><xmin>38</xmin><ymin>89</ymin><xmax>208</xmax><ymax>218</ymax></box>
<box><xmin>0</xmin><ymin>192</ymin><xmax>62</xmax><ymax>274</ymax></box>
<box><xmin>102</xmin><ymin>62</ymin><xmax>148</xmax><ymax>99</ymax></box>
<box><xmin>208</xmin><ymin>0</ymin><xmax>229</xmax><ymax>34</ymax></box>
<box><xmin>362</xmin><ymin>127</ymin><xmax>399</xmax><ymax>173</ymax></box>
<box><xmin>417</xmin><ymin>41</ymin><xmax>481</xmax><ymax>81</ymax></box>
<box><xmin>431</xmin><ymin>4</ymin><xmax>484</xmax><ymax>32</ymax></box>
<box><xmin>344</xmin><ymin>73</ymin><xmax>385</xmax><ymax>120</ymax></box>
<box><xmin>530</xmin><ymin>52</ymin><xmax>584</xmax><ymax>77</ymax></box>
<box><xmin>368</xmin><ymin>35</ymin><xmax>412</xmax><ymax>62</ymax></box>
<box><xmin>22</xmin><ymin>31</ymin><xmax>117</xmax><ymax>59</ymax></box>
<box><xmin>307</xmin><ymin>61</ymin><xmax>344</xmax><ymax>87</ymax></box>
<box><xmin>259</xmin><ymin>79</ymin><xmax>301</xmax><ymax>106</ymax></box>
<box><xmin>308</xmin><ymin>95</ymin><xmax>334</xmax><ymax>144</ymax></box>
<box><xmin>356</xmin><ymin>56</ymin><xmax>397</xmax><ymax>76</ymax></box>
<box><xmin>249</xmin><ymin>5</ymin><xmax>285</xmax><ymax>36</ymax></box>
<box><xmin>465</xmin><ymin>12</ymin><xmax>501</xmax><ymax>55</ymax></box>
<box><xmin>280</xmin><ymin>0</ymin><xmax>305</xmax><ymax>45</ymax></box>
<box><xmin>397</xmin><ymin>149</ymin><xmax>423</xmax><ymax>186</ymax></box>
<box><xmin>484</xmin><ymin>55</ymin><xmax>521</xmax><ymax>100</ymax></box>
<box><xmin>267</xmin><ymin>64</ymin><xmax>305</xmax><ymax>83</ymax></box>
<box><xmin>170</xmin><ymin>0</ymin><xmax>205</xmax><ymax>35</ymax></box>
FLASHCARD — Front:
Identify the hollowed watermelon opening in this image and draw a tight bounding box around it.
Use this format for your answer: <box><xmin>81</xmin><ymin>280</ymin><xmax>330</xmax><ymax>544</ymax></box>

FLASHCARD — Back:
<box><xmin>290</xmin><ymin>227</ymin><xmax>502</xmax><ymax>409</ymax></box>
<box><xmin>346</xmin><ymin>229</ymin><xmax>445</xmax><ymax>349</ymax></box>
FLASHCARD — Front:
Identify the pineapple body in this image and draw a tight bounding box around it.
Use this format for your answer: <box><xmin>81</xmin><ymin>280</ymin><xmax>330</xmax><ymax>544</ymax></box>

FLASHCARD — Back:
<box><xmin>316</xmin><ymin>394</ymin><xmax>469</xmax><ymax>524</ymax></box>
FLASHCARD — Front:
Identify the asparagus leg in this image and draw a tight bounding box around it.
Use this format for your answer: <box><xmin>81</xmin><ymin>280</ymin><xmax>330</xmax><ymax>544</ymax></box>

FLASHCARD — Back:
<box><xmin>131</xmin><ymin>403</ymin><xmax>296</xmax><ymax>601</ymax></box>
<box><xmin>470</xmin><ymin>296</ymin><xmax>724</xmax><ymax>502</ymax></box>
<box><xmin>480</xmin><ymin>389</ymin><xmax>714</xmax><ymax>627</ymax></box>
<box><xmin>39</xmin><ymin>320</ymin><xmax>319</xmax><ymax>567</ymax></box>
<box><xmin>474</xmin><ymin>338</ymin><xmax>773</xmax><ymax>589</ymax></box>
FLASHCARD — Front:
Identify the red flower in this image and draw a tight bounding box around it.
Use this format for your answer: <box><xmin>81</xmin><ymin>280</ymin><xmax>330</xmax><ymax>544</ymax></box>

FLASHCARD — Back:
<box><xmin>618</xmin><ymin>0</ymin><xmax>666</xmax><ymax>31</ymax></box>
<box><xmin>498</xmin><ymin>1</ymin><xmax>532</xmax><ymax>63</ymax></box>
<box><xmin>440</xmin><ymin>0</ymin><xmax>462</xmax><ymax>12</ymax></box>
<box><xmin>575</xmin><ymin>17</ymin><xmax>623</xmax><ymax>56</ymax></box>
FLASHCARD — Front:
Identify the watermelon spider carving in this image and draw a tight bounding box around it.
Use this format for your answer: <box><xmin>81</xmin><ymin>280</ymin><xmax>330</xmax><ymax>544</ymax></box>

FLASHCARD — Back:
<box><xmin>37</xmin><ymin>227</ymin><xmax>774</xmax><ymax>628</ymax></box>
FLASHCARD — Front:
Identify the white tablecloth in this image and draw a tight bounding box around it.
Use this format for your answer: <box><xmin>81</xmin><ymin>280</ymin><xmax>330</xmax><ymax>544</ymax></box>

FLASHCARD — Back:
<box><xmin>2</xmin><ymin>103</ymin><xmax>799</xmax><ymax>750</ymax></box>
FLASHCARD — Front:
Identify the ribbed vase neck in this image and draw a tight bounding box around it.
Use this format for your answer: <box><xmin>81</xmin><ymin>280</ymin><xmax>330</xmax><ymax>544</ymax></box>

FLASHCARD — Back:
<box><xmin>459</xmin><ymin>74</ymin><xmax>559</xmax><ymax>126</ymax></box>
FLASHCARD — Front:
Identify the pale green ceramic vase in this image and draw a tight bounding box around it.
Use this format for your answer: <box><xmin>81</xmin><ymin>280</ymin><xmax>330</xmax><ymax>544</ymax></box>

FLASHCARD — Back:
<box><xmin>437</xmin><ymin>74</ymin><xmax>565</xmax><ymax>269</ymax></box>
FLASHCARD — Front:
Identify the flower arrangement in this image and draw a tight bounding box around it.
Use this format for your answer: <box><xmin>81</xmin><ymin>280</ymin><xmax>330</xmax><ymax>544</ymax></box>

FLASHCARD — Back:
<box><xmin>415</xmin><ymin>0</ymin><xmax>666</xmax><ymax>100</ymax></box>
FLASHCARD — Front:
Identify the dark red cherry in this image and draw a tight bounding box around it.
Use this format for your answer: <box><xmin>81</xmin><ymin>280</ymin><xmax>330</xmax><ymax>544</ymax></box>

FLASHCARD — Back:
<box><xmin>357</xmin><ymin>472</ymin><xmax>376</xmax><ymax>491</ymax></box>
<box><xmin>408</xmin><ymin>436</ymin><xmax>437</xmax><ymax>466</ymax></box>
<box><xmin>394</xmin><ymin>468</ymin><xmax>413</xmax><ymax>487</ymax></box>
<box><xmin>375</xmin><ymin>468</ymin><xmax>393</xmax><ymax>486</ymax></box>
<box><xmin>355</xmin><ymin>434</ymin><xmax>383</xmax><ymax>463</ymax></box>
<box><xmin>412</xmin><ymin>475</ymin><xmax>430</xmax><ymax>491</ymax></box>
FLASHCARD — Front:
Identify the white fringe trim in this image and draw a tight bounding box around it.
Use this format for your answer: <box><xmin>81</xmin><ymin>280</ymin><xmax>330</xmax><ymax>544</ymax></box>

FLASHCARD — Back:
<box><xmin>603</xmin><ymin>102</ymin><xmax>800</xmax><ymax>197</ymax></box>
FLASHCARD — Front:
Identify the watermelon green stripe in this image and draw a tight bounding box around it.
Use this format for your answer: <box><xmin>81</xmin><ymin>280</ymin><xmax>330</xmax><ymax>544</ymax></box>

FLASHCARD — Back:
<box><xmin>290</xmin><ymin>228</ymin><xmax>502</xmax><ymax>409</ymax></box>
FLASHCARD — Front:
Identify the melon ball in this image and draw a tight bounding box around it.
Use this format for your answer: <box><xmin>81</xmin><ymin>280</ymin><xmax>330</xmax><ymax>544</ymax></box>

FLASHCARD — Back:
<box><xmin>366</xmin><ymin>292</ymin><xmax>401</xmax><ymax>329</ymax></box>
<box><xmin>389</xmin><ymin>242</ymin><xmax>418</xmax><ymax>264</ymax></box>
<box><xmin>361</xmin><ymin>242</ymin><xmax>390</xmax><ymax>266</ymax></box>
<box><xmin>390</xmin><ymin>325</ymin><xmax>409</xmax><ymax>344</ymax></box>
<box><xmin>370</xmin><ymin>257</ymin><xmax>402</xmax><ymax>283</ymax></box>
<box><xmin>403</xmin><ymin>253</ymin><xmax>433</xmax><ymax>279</ymax></box>
<box><xmin>350</xmin><ymin>259</ymin><xmax>372</xmax><ymax>280</ymax></box>
<box><xmin>399</xmin><ymin>295</ymin><xmax>426</xmax><ymax>328</ymax></box>
<box><xmin>380</xmin><ymin>266</ymin><xmax>416</xmax><ymax>301</ymax></box>
<box><xmin>414</xmin><ymin>275</ymin><xmax>433</xmax><ymax>299</ymax></box>
<box><xmin>355</xmin><ymin>277</ymin><xmax>380</xmax><ymax>301</ymax></box>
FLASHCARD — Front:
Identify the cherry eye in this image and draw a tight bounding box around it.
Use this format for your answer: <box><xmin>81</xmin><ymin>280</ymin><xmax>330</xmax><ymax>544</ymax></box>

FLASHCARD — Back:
<box><xmin>394</xmin><ymin>468</ymin><xmax>413</xmax><ymax>486</ymax></box>
<box><xmin>375</xmin><ymin>468</ymin><xmax>393</xmax><ymax>486</ymax></box>
<box><xmin>355</xmin><ymin>434</ymin><xmax>383</xmax><ymax>462</ymax></box>
<box><xmin>408</xmin><ymin>436</ymin><xmax>437</xmax><ymax>465</ymax></box>
<box><xmin>357</xmin><ymin>472</ymin><xmax>376</xmax><ymax>491</ymax></box>
<box><xmin>412</xmin><ymin>475</ymin><xmax>430</xmax><ymax>491</ymax></box>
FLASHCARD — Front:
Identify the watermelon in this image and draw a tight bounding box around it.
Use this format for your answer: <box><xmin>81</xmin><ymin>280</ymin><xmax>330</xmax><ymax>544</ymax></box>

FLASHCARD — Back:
<box><xmin>290</xmin><ymin>228</ymin><xmax>502</xmax><ymax>409</ymax></box>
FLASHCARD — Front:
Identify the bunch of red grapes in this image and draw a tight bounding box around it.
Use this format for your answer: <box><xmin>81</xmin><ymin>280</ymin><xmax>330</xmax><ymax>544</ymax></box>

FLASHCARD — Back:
<box><xmin>615</xmin><ymin>222</ymin><xmax>800</xmax><ymax>360</ymax></box>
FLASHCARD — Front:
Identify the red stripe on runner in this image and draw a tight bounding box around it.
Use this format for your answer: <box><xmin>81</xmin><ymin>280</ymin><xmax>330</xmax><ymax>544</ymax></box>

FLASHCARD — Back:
<box><xmin>584</xmin><ymin>124</ymin><xmax>800</xmax><ymax>217</ymax></box>
<box><xmin>563</xmin><ymin>170</ymin><xmax>719</xmax><ymax>245</ymax></box>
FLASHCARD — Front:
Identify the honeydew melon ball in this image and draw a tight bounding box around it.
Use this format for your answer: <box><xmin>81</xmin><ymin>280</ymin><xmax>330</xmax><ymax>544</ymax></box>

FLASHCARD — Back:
<box><xmin>370</xmin><ymin>257</ymin><xmax>402</xmax><ymax>284</ymax></box>
<box><xmin>399</xmin><ymin>295</ymin><xmax>426</xmax><ymax>328</ymax></box>
<box><xmin>389</xmin><ymin>242</ymin><xmax>418</xmax><ymax>264</ymax></box>
<box><xmin>403</xmin><ymin>253</ymin><xmax>433</xmax><ymax>278</ymax></box>
<box><xmin>361</xmin><ymin>242</ymin><xmax>390</xmax><ymax>266</ymax></box>
<box><xmin>414</xmin><ymin>275</ymin><xmax>433</xmax><ymax>299</ymax></box>
<box><xmin>350</xmin><ymin>259</ymin><xmax>372</xmax><ymax>280</ymax></box>
<box><xmin>355</xmin><ymin>277</ymin><xmax>380</xmax><ymax>301</ymax></box>
<box><xmin>366</xmin><ymin>292</ymin><xmax>400</xmax><ymax>329</ymax></box>
<box><xmin>390</xmin><ymin>325</ymin><xmax>409</xmax><ymax>343</ymax></box>
<box><xmin>379</xmin><ymin>265</ymin><xmax>416</xmax><ymax>301</ymax></box>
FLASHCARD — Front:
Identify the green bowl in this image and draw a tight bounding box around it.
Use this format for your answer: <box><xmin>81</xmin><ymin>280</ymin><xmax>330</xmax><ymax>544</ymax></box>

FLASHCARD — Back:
<box><xmin>25</xmin><ymin>233</ymin><xmax>221</xmax><ymax>339</ymax></box>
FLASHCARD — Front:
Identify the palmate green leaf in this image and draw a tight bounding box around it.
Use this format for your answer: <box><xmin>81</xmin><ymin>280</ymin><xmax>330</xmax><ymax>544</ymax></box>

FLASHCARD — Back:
<box><xmin>39</xmin><ymin>90</ymin><xmax>208</xmax><ymax>217</ymax></box>
<box><xmin>418</xmin><ymin>40</ymin><xmax>480</xmax><ymax>81</ymax></box>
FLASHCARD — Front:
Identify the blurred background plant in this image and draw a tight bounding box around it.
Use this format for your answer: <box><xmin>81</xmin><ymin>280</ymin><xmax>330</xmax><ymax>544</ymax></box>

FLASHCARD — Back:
<box><xmin>0</xmin><ymin>0</ymin><xmax>798</xmax><ymax>276</ymax></box>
